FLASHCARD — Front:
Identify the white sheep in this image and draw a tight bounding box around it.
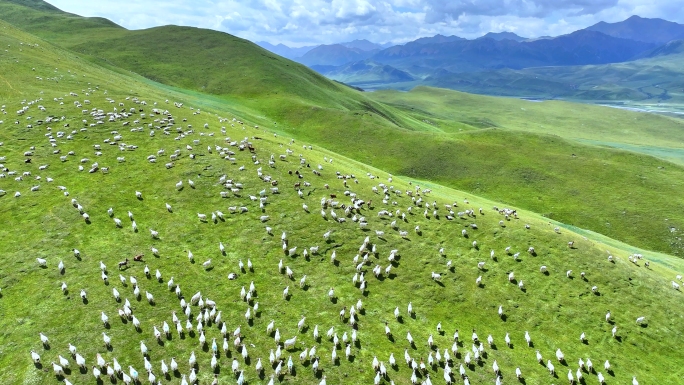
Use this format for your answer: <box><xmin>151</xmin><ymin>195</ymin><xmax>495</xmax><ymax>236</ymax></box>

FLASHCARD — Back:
<box><xmin>284</xmin><ymin>336</ymin><xmax>297</xmax><ymax>350</ymax></box>
<box><xmin>547</xmin><ymin>360</ymin><xmax>555</xmax><ymax>375</ymax></box>
<box><xmin>556</xmin><ymin>348</ymin><xmax>564</xmax><ymax>362</ymax></box>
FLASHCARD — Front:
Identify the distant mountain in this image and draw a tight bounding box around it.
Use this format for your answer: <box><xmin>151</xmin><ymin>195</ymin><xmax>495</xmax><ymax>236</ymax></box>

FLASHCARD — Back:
<box><xmin>585</xmin><ymin>15</ymin><xmax>684</xmax><ymax>44</ymax></box>
<box><xmin>423</xmin><ymin>47</ymin><xmax>684</xmax><ymax>103</ymax></box>
<box><xmin>371</xmin><ymin>30</ymin><xmax>655</xmax><ymax>73</ymax></box>
<box><xmin>340</xmin><ymin>39</ymin><xmax>386</xmax><ymax>51</ymax></box>
<box><xmin>257</xmin><ymin>39</ymin><xmax>390</xmax><ymax>61</ymax></box>
<box><xmin>409</xmin><ymin>34</ymin><xmax>466</xmax><ymax>45</ymax></box>
<box><xmin>256</xmin><ymin>41</ymin><xmax>318</xmax><ymax>60</ymax></box>
<box><xmin>312</xmin><ymin>60</ymin><xmax>414</xmax><ymax>85</ymax></box>
<box><xmin>479</xmin><ymin>32</ymin><xmax>527</xmax><ymax>42</ymax></box>
<box><xmin>643</xmin><ymin>39</ymin><xmax>684</xmax><ymax>58</ymax></box>
<box><xmin>296</xmin><ymin>44</ymin><xmax>379</xmax><ymax>66</ymax></box>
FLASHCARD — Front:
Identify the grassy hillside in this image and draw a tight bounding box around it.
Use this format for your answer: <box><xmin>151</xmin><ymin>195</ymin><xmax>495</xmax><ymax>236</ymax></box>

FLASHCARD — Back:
<box><xmin>3</xmin><ymin>0</ymin><xmax>684</xmax><ymax>258</ymax></box>
<box><xmin>370</xmin><ymin>87</ymin><xmax>684</xmax><ymax>156</ymax></box>
<box><xmin>0</xmin><ymin>0</ymin><xmax>374</xmax><ymax>108</ymax></box>
<box><xmin>1</xmin><ymin>21</ymin><xmax>684</xmax><ymax>385</ymax></box>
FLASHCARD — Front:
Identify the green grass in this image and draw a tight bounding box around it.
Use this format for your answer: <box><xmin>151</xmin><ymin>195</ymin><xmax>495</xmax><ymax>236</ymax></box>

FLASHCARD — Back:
<box><xmin>1</xmin><ymin>14</ymin><xmax>684</xmax><ymax>385</ymax></box>
<box><xmin>369</xmin><ymin>86</ymin><xmax>684</xmax><ymax>158</ymax></box>
<box><xmin>4</xmin><ymin>0</ymin><xmax>684</xmax><ymax>259</ymax></box>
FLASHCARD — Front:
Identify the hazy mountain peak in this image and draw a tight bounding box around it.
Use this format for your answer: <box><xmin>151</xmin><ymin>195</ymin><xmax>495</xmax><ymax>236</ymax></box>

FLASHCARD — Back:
<box><xmin>340</xmin><ymin>39</ymin><xmax>383</xmax><ymax>51</ymax></box>
<box><xmin>408</xmin><ymin>34</ymin><xmax>466</xmax><ymax>45</ymax></box>
<box><xmin>256</xmin><ymin>41</ymin><xmax>319</xmax><ymax>60</ymax></box>
<box><xmin>479</xmin><ymin>32</ymin><xmax>527</xmax><ymax>42</ymax></box>
<box><xmin>585</xmin><ymin>15</ymin><xmax>684</xmax><ymax>44</ymax></box>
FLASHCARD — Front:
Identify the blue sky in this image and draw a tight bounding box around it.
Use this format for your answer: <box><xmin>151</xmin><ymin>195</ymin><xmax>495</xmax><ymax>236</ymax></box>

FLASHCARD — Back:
<box><xmin>46</xmin><ymin>0</ymin><xmax>684</xmax><ymax>46</ymax></box>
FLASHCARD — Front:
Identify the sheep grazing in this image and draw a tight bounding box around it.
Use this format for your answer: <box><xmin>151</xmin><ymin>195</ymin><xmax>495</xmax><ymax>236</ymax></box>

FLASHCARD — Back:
<box><xmin>51</xmin><ymin>362</ymin><xmax>65</xmax><ymax>377</ymax></box>
<box><xmin>556</xmin><ymin>348</ymin><xmax>564</xmax><ymax>362</ymax></box>
<box><xmin>547</xmin><ymin>360</ymin><xmax>555</xmax><ymax>375</ymax></box>
<box><xmin>284</xmin><ymin>336</ymin><xmax>297</xmax><ymax>350</ymax></box>
<box><xmin>102</xmin><ymin>332</ymin><xmax>111</xmax><ymax>348</ymax></box>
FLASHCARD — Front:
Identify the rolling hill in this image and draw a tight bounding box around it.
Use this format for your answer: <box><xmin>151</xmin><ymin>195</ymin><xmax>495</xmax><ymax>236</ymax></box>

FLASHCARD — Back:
<box><xmin>312</xmin><ymin>61</ymin><xmax>415</xmax><ymax>86</ymax></box>
<box><xmin>2</xmin><ymin>0</ymin><xmax>684</xmax><ymax>259</ymax></box>
<box><xmin>1</xmin><ymin>19</ymin><xmax>684</xmax><ymax>385</ymax></box>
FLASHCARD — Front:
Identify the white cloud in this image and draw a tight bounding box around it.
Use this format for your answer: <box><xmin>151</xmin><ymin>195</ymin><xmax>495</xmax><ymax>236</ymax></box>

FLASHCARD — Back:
<box><xmin>45</xmin><ymin>0</ymin><xmax>684</xmax><ymax>46</ymax></box>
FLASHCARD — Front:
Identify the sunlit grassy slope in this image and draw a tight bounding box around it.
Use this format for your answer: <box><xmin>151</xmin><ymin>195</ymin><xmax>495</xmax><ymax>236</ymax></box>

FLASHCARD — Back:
<box><xmin>5</xmin><ymin>0</ymin><xmax>684</xmax><ymax>259</ymax></box>
<box><xmin>3</xmin><ymin>0</ymin><xmax>684</xmax><ymax>256</ymax></box>
<box><xmin>369</xmin><ymin>86</ymin><xmax>684</xmax><ymax>159</ymax></box>
<box><xmin>1</xmin><ymin>21</ymin><xmax>684</xmax><ymax>385</ymax></box>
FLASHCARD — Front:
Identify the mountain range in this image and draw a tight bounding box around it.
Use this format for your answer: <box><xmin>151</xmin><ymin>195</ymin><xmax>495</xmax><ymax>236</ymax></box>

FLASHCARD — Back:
<box><xmin>257</xmin><ymin>39</ymin><xmax>391</xmax><ymax>61</ymax></box>
<box><xmin>586</xmin><ymin>15</ymin><xmax>684</xmax><ymax>44</ymax></box>
<box><xmin>255</xmin><ymin>15</ymin><xmax>684</xmax><ymax>102</ymax></box>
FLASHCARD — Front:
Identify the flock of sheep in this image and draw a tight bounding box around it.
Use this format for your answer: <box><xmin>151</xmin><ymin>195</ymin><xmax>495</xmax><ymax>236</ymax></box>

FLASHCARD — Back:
<box><xmin>1</xmin><ymin>82</ymin><xmax>681</xmax><ymax>385</ymax></box>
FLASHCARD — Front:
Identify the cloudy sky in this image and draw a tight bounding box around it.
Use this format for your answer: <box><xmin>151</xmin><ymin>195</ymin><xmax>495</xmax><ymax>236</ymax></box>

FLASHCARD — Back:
<box><xmin>46</xmin><ymin>0</ymin><xmax>683</xmax><ymax>46</ymax></box>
